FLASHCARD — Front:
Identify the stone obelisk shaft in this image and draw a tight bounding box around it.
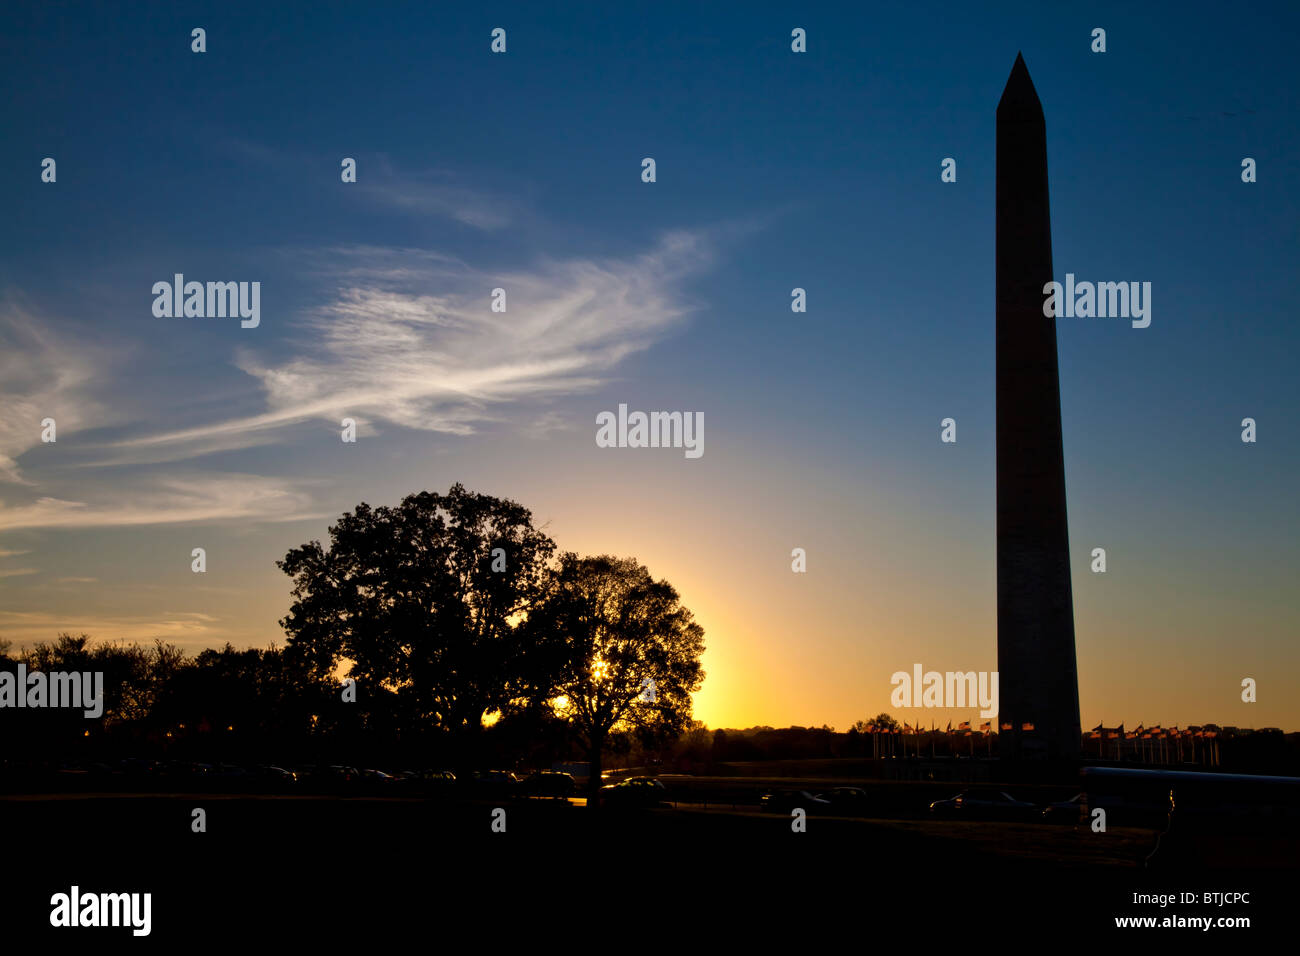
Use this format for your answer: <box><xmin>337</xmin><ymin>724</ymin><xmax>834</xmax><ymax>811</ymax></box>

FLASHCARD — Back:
<box><xmin>996</xmin><ymin>53</ymin><xmax>1081</xmax><ymax>761</ymax></box>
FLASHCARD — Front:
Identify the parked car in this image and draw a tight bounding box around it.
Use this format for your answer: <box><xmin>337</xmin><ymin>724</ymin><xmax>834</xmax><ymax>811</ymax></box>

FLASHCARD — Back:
<box><xmin>1077</xmin><ymin>791</ymin><xmax>1174</xmax><ymax>830</ymax></box>
<box><xmin>473</xmin><ymin>770</ymin><xmax>521</xmax><ymax>797</ymax></box>
<box><xmin>759</xmin><ymin>789</ymin><xmax>830</xmax><ymax>814</ymax></box>
<box><xmin>601</xmin><ymin>776</ymin><xmax>668</xmax><ymax>808</ymax></box>
<box><xmin>254</xmin><ymin>765</ymin><xmax>298</xmax><ymax>786</ymax></box>
<box><xmin>522</xmin><ymin>770</ymin><xmax>576</xmax><ymax>798</ymax></box>
<box><xmin>817</xmin><ymin>787</ymin><xmax>869</xmax><ymax>813</ymax></box>
<box><xmin>117</xmin><ymin>757</ymin><xmax>159</xmax><ymax>776</ymax></box>
<box><xmin>474</xmin><ymin>770</ymin><xmax>519</xmax><ymax>784</ymax></box>
<box><xmin>1042</xmin><ymin>792</ymin><xmax>1087</xmax><ymax>824</ymax></box>
<box><xmin>928</xmin><ymin>789</ymin><xmax>1038</xmax><ymax>820</ymax></box>
<box><xmin>320</xmin><ymin>765</ymin><xmax>360</xmax><ymax>784</ymax></box>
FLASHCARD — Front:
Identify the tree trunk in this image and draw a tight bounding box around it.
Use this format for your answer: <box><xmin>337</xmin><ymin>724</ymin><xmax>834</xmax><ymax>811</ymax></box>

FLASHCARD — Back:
<box><xmin>587</xmin><ymin>732</ymin><xmax>604</xmax><ymax>808</ymax></box>
<box><xmin>454</xmin><ymin>720</ymin><xmax>481</xmax><ymax>790</ymax></box>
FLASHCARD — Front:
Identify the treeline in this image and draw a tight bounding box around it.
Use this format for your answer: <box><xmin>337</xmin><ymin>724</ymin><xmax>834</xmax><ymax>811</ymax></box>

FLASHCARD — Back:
<box><xmin>678</xmin><ymin>721</ymin><xmax>889</xmax><ymax>765</ymax></box>
<box><xmin>677</xmin><ymin>721</ymin><xmax>1299</xmax><ymax>774</ymax></box>
<box><xmin>2</xmin><ymin>485</ymin><xmax>706</xmax><ymax>796</ymax></box>
<box><xmin>0</xmin><ymin>635</ymin><xmax>680</xmax><ymax>774</ymax></box>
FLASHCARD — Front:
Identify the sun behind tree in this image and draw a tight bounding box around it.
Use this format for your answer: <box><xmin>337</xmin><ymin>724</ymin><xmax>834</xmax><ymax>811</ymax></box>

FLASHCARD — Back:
<box><xmin>526</xmin><ymin>553</ymin><xmax>705</xmax><ymax>804</ymax></box>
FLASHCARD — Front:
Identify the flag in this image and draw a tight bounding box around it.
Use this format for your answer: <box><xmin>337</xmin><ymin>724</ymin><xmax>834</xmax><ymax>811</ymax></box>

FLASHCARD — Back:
<box><xmin>945</xmin><ymin>721</ymin><xmax>952</xmax><ymax>732</ymax></box>
<box><xmin>1090</xmin><ymin>723</ymin><xmax>1103</xmax><ymax>733</ymax></box>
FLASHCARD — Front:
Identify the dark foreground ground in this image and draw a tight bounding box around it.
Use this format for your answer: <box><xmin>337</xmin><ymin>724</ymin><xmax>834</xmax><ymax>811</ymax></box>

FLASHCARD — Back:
<box><xmin>3</xmin><ymin>790</ymin><xmax>1293</xmax><ymax>943</ymax></box>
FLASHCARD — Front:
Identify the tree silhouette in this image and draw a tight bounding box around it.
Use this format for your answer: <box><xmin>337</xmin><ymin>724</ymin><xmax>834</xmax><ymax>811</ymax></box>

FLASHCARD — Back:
<box><xmin>528</xmin><ymin>553</ymin><xmax>705</xmax><ymax>804</ymax></box>
<box><xmin>277</xmin><ymin>484</ymin><xmax>557</xmax><ymax>769</ymax></box>
<box><xmin>854</xmin><ymin>713</ymin><xmax>900</xmax><ymax>732</ymax></box>
<box><xmin>18</xmin><ymin>633</ymin><xmax>183</xmax><ymax>727</ymax></box>
<box><xmin>152</xmin><ymin>643</ymin><xmax>330</xmax><ymax>760</ymax></box>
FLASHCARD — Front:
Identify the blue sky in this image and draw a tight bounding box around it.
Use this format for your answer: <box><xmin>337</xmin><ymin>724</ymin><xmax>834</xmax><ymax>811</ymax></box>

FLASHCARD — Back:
<box><xmin>1</xmin><ymin>1</ymin><xmax>1296</xmax><ymax>729</ymax></box>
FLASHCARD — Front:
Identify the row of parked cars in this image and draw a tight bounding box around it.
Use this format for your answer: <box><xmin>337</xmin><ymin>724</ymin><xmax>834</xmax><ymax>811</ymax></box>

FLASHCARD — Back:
<box><xmin>930</xmin><ymin>789</ymin><xmax>1072</xmax><ymax>821</ymax></box>
<box><xmin>48</xmin><ymin>759</ymin><xmax>562</xmax><ymax>792</ymax></box>
<box><xmin>45</xmin><ymin>759</ymin><xmax>675</xmax><ymax>805</ymax></box>
<box><xmin>52</xmin><ymin>759</ymin><xmax>305</xmax><ymax>782</ymax></box>
<box><xmin>413</xmin><ymin>769</ymin><xmax>673</xmax><ymax>807</ymax></box>
<box><xmin>929</xmin><ymin>788</ymin><xmax>1170</xmax><ymax>826</ymax></box>
<box><xmin>759</xmin><ymin>786</ymin><xmax>870</xmax><ymax>814</ymax></box>
<box><xmin>757</xmin><ymin>786</ymin><xmax>1167</xmax><ymax>827</ymax></box>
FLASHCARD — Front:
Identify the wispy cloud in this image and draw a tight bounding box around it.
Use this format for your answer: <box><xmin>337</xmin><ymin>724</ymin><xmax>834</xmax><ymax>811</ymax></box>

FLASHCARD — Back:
<box><xmin>0</xmin><ymin>474</ymin><xmax>321</xmax><ymax>531</ymax></box>
<box><xmin>358</xmin><ymin>156</ymin><xmax>520</xmax><ymax>230</ymax></box>
<box><xmin>0</xmin><ymin>609</ymin><xmax>225</xmax><ymax>649</ymax></box>
<box><xmin>112</xmin><ymin>231</ymin><xmax>710</xmax><ymax>455</ymax></box>
<box><xmin>222</xmin><ymin>140</ymin><xmax>519</xmax><ymax>231</ymax></box>
<box><xmin>525</xmin><ymin>411</ymin><xmax>575</xmax><ymax>437</ymax></box>
<box><xmin>0</xmin><ymin>303</ymin><xmax>117</xmax><ymax>484</ymax></box>
<box><xmin>0</xmin><ymin>568</ymin><xmax>38</xmax><ymax>578</ymax></box>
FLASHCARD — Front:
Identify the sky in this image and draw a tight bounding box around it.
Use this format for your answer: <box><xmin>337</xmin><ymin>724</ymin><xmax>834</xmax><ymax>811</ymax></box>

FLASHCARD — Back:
<box><xmin>1</xmin><ymin>1</ymin><xmax>1297</xmax><ymax>733</ymax></box>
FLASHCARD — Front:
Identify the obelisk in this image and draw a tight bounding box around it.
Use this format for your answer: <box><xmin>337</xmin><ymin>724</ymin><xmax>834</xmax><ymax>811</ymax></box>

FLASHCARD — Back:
<box><xmin>996</xmin><ymin>53</ymin><xmax>1081</xmax><ymax>761</ymax></box>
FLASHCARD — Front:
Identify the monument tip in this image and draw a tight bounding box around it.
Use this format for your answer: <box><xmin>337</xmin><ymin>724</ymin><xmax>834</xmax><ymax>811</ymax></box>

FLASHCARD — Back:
<box><xmin>998</xmin><ymin>52</ymin><xmax>1042</xmax><ymax>119</ymax></box>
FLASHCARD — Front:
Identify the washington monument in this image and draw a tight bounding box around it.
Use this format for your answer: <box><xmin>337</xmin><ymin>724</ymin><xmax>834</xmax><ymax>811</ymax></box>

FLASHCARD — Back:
<box><xmin>995</xmin><ymin>53</ymin><xmax>1081</xmax><ymax>761</ymax></box>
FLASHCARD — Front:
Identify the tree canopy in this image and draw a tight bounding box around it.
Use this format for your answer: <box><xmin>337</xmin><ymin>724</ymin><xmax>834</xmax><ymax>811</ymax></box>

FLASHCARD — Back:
<box><xmin>528</xmin><ymin>553</ymin><xmax>705</xmax><ymax>798</ymax></box>
<box><xmin>277</xmin><ymin>483</ymin><xmax>558</xmax><ymax>738</ymax></box>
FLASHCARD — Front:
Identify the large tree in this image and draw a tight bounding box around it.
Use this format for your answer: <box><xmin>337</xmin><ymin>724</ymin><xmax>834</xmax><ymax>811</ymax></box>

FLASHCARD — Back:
<box><xmin>528</xmin><ymin>554</ymin><xmax>705</xmax><ymax>803</ymax></box>
<box><xmin>277</xmin><ymin>484</ymin><xmax>557</xmax><ymax>762</ymax></box>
